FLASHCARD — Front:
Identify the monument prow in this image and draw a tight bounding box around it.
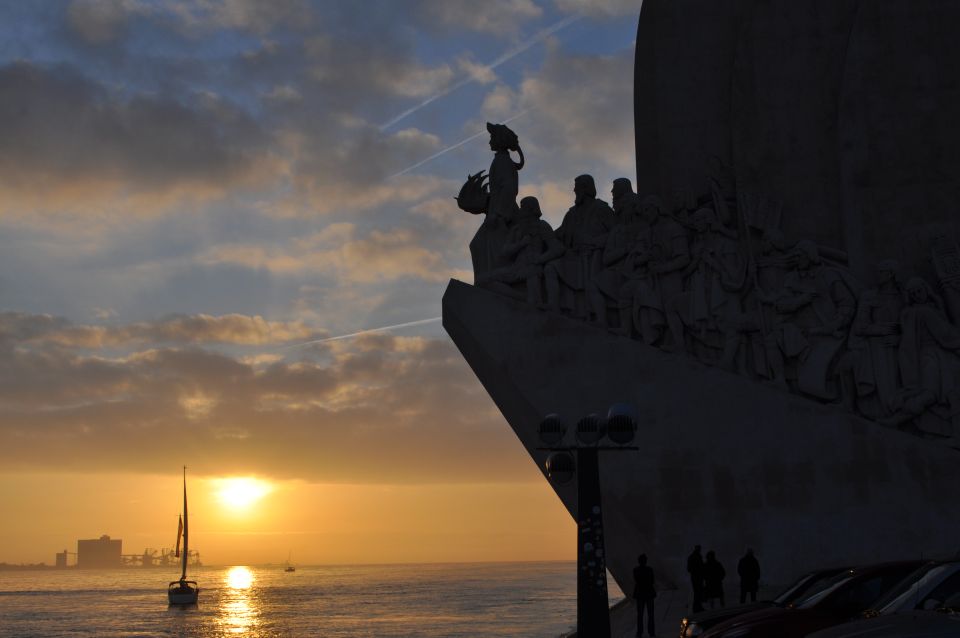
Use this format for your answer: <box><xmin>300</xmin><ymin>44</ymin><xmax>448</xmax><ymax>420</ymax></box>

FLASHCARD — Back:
<box><xmin>444</xmin><ymin>2</ymin><xmax>960</xmax><ymax>605</ymax></box>
<box><xmin>444</xmin><ymin>278</ymin><xmax>960</xmax><ymax>592</ymax></box>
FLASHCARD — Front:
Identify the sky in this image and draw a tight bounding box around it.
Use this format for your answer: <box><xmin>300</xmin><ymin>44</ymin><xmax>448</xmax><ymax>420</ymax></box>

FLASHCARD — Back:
<box><xmin>0</xmin><ymin>0</ymin><xmax>639</xmax><ymax>566</ymax></box>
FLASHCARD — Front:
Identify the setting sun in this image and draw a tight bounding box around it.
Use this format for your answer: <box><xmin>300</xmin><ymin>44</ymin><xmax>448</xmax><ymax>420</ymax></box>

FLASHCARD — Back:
<box><xmin>214</xmin><ymin>478</ymin><xmax>272</xmax><ymax>511</ymax></box>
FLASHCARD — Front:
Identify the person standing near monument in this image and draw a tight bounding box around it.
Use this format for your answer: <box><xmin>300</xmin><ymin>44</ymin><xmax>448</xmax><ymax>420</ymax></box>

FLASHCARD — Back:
<box><xmin>686</xmin><ymin>545</ymin><xmax>705</xmax><ymax>613</ymax></box>
<box><xmin>544</xmin><ymin>174</ymin><xmax>614</xmax><ymax>319</ymax></box>
<box><xmin>632</xmin><ymin>554</ymin><xmax>657</xmax><ymax>638</ymax></box>
<box><xmin>703</xmin><ymin>550</ymin><xmax>726</xmax><ymax>609</ymax></box>
<box><xmin>737</xmin><ymin>548</ymin><xmax>761</xmax><ymax>603</ymax></box>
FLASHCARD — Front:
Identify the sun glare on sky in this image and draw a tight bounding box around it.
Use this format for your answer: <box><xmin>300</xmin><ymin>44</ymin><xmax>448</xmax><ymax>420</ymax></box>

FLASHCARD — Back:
<box><xmin>214</xmin><ymin>478</ymin><xmax>272</xmax><ymax>512</ymax></box>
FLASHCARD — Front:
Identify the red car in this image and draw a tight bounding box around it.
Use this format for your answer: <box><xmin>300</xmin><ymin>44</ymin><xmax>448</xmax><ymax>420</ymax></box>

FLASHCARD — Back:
<box><xmin>701</xmin><ymin>561</ymin><xmax>923</xmax><ymax>638</ymax></box>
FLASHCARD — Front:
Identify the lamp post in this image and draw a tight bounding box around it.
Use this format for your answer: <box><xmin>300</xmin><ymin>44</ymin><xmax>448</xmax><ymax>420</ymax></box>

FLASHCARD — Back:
<box><xmin>540</xmin><ymin>404</ymin><xmax>638</xmax><ymax>638</ymax></box>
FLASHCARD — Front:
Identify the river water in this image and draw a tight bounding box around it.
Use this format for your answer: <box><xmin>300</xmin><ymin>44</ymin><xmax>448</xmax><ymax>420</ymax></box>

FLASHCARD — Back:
<box><xmin>0</xmin><ymin>562</ymin><xmax>624</xmax><ymax>637</ymax></box>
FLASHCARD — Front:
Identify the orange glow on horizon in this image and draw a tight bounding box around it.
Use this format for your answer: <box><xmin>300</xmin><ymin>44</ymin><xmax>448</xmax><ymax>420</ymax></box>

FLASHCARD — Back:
<box><xmin>1</xmin><ymin>472</ymin><xmax>573</xmax><ymax>566</ymax></box>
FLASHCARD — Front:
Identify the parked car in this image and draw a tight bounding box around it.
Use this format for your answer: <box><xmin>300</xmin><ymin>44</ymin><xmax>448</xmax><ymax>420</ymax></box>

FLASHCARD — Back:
<box><xmin>804</xmin><ymin>608</ymin><xmax>960</xmax><ymax>637</ymax></box>
<box><xmin>807</xmin><ymin>561</ymin><xmax>960</xmax><ymax>638</ymax></box>
<box><xmin>678</xmin><ymin>567</ymin><xmax>849</xmax><ymax>637</ymax></box>
<box><xmin>700</xmin><ymin>561</ymin><xmax>924</xmax><ymax>638</ymax></box>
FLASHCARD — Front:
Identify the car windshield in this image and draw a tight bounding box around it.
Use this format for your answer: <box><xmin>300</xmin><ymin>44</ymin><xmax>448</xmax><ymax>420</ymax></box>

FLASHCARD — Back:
<box><xmin>794</xmin><ymin>572</ymin><xmax>856</xmax><ymax>609</ymax></box>
<box><xmin>871</xmin><ymin>563</ymin><xmax>944</xmax><ymax>613</ymax></box>
<box><xmin>774</xmin><ymin>570</ymin><xmax>844</xmax><ymax>606</ymax></box>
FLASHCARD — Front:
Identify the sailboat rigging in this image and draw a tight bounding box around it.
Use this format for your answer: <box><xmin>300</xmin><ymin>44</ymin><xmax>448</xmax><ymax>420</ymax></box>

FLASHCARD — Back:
<box><xmin>167</xmin><ymin>466</ymin><xmax>200</xmax><ymax>605</ymax></box>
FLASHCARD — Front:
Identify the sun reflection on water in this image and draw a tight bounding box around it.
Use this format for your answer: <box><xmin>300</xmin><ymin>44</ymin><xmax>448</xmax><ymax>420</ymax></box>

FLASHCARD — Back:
<box><xmin>218</xmin><ymin>566</ymin><xmax>259</xmax><ymax>634</ymax></box>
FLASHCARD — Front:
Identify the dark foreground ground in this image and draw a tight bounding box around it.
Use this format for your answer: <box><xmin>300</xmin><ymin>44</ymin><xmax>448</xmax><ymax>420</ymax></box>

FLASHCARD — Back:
<box><xmin>565</xmin><ymin>584</ymin><xmax>782</xmax><ymax>638</ymax></box>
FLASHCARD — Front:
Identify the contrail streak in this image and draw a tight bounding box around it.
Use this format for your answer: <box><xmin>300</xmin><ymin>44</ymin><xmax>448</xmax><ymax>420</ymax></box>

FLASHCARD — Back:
<box><xmin>388</xmin><ymin>110</ymin><xmax>529</xmax><ymax>179</ymax></box>
<box><xmin>287</xmin><ymin>317</ymin><xmax>442</xmax><ymax>348</ymax></box>
<box><xmin>379</xmin><ymin>14</ymin><xmax>581</xmax><ymax>132</ymax></box>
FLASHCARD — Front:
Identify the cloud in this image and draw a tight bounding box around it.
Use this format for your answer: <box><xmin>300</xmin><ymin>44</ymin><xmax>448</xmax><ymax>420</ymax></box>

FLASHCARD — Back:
<box><xmin>415</xmin><ymin>0</ymin><xmax>543</xmax><ymax>34</ymax></box>
<box><xmin>0</xmin><ymin>312</ymin><xmax>322</xmax><ymax>348</ymax></box>
<box><xmin>199</xmin><ymin>222</ymin><xmax>455</xmax><ymax>284</ymax></box>
<box><xmin>480</xmin><ymin>84</ymin><xmax>521</xmax><ymax>120</ymax></box>
<box><xmin>517</xmin><ymin>42</ymin><xmax>635</xmax><ymax>173</ymax></box>
<box><xmin>378</xmin><ymin>13</ymin><xmax>579</xmax><ymax>131</ymax></box>
<box><xmin>0</xmin><ymin>328</ymin><xmax>521</xmax><ymax>483</ymax></box>
<box><xmin>66</xmin><ymin>0</ymin><xmax>144</xmax><ymax>44</ymax></box>
<box><xmin>166</xmin><ymin>0</ymin><xmax>315</xmax><ymax>34</ymax></box>
<box><xmin>554</xmin><ymin>0</ymin><xmax>643</xmax><ymax>17</ymax></box>
<box><xmin>0</xmin><ymin>61</ymin><xmax>274</xmax><ymax>218</ymax></box>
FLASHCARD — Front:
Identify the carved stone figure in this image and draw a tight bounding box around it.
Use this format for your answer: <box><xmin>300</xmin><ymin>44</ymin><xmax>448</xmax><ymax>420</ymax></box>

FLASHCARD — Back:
<box><xmin>707</xmin><ymin>155</ymin><xmax>737</xmax><ymax>228</ymax></box>
<box><xmin>931</xmin><ymin>233</ymin><xmax>960</xmax><ymax>325</ymax></box>
<box><xmin>621</xmin><ymin>238</ymin><xmax>665</xmax><ymax>345</ymax></box>
<box><xmin>457</xmin><ymin>122</ymin><xmax>524</xmax><ymax>278</ymax></box>
<box><xmin>664</xmin><ymin>208</ymin><xmax>746</xmax><ymax>362</ymax></box>
<box><xmin>844</xmin><ymin>260</ymin><xmax>905</xmax><ymax>419</ymax></box>
<box><xmin>476</xmin><ymin>196</ymin><xmax>564</xmax><ymax>306</ymax></box>
<box><xmin>544</xmin><ymin>175</ymin><xmax>615</xmax><ymax>319</ymax></box>
<box><xmin>762</xmin><ymin>241</ymin><xmax>858</xmax><ymax>400</ymax></box>
<box><xmin>885</xmin><ymin>277</ymin><xmax>960</xmax><ymax>437</ymax></box>
<box><xmin>642</xmin><ymin>195</ymin><xmax>690</xmax><ymax>334</ymax></box>
<box><xmin>719</xmin><ymin>225</ymin><xmax>797</xmax><ymax>380</ymax></box>
<box><xmin>588</xmin><ymin>178</ymin><xmax>648</xmax><ymax>331</ymax></box>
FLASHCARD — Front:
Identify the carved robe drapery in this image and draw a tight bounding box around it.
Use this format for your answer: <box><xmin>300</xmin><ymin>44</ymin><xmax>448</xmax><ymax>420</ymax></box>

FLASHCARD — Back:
<box><xmin>469</xmin><ymin>151</ymin><xmax>519</xmax><ymax>277</ymax></box>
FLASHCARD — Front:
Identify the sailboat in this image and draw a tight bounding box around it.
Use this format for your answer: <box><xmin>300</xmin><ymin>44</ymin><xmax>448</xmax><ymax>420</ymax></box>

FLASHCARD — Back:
<box><xmin>167</xmin><ymin>466</ymin><xmax>199</xmax><ymax>605</ymax></box>
<box><xmin>284</xmin><ymin>551</ymin><xmax>296</xmax><ymax>572</ymax></box>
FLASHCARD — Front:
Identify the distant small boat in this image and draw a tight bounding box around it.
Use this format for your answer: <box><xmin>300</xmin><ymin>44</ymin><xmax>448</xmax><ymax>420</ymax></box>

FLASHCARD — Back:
<box><xmin>168</xmin><ymin>467</ymin><xmax>199</xmax><ymax>605</ymax></box>
<box><xmin>284</xmin><ymin>551</ymin><xmax>296</xmax><ymax>572</ymax></box>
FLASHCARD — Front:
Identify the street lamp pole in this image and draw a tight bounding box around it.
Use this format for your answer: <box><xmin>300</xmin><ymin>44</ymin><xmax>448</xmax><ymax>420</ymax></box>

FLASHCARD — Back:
<box><xmin>575</xmin><ymin>443</ymin><xmax>609</xmax><ymax>635</ymax></box>
<box><xmin>540</xmin><ymin>405</ymin><xmax>638</xmax><ymax>638</ymax></box>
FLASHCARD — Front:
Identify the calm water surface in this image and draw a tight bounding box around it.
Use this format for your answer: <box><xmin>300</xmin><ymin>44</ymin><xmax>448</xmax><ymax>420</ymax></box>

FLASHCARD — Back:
<box><xmin>0</xmin><ymin>562</ymin><xmax>623</xmax><ymax>637</ymax></box>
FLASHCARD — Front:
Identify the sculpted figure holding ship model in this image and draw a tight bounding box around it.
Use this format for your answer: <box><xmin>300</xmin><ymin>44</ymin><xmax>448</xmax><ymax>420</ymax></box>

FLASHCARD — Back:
<box><xmin>456</xmin><ymin>122</ymin><xmax>524</xmax><ymax>279</ymax></box>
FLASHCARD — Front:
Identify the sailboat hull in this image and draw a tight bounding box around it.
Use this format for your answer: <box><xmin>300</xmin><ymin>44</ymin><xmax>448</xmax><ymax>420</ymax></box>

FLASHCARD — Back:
<box><xmin>168</xmin><ymin>580</ymin><xmax>199</xmax><ymax>605</ymax></box>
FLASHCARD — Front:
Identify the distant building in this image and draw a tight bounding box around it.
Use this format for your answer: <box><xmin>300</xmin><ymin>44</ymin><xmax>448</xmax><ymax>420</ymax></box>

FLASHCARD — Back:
<box><xmin>55</xmin><ymin>550</ymin><xmax>68</xmax><ymax>568</ymax></box>
<box><xmin>77</xmin><ymin>535</ymin><xmax>122</xmax><ymax>568</ymax></box>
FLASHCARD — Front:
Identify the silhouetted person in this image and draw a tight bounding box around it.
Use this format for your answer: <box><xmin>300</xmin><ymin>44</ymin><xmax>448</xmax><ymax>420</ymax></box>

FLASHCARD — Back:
<box><xmin>704</xmin><ymin>550</ymin><xmax>726</xmax><ymax>608</ymax></box>
<box><xmin>738</xmin><ymin>548</ymin><xmax>761</xmax><ymax>603</ymax></box>
<box><xmin>687</xmin><ymin>545</ymin><xmax>705</xmax><ymax>612</ymax></box>
<box><xmin>631</xmin><ymin>554</ymin><xmax>656</xmax><ymax>637</ymax></box>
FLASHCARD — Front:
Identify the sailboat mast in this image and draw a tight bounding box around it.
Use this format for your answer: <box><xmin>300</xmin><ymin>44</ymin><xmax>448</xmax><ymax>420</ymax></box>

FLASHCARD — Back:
<box><xmin>181</xmin><ymin>466</ymin><xmax>188</xmax><ymax>581</ymax></box>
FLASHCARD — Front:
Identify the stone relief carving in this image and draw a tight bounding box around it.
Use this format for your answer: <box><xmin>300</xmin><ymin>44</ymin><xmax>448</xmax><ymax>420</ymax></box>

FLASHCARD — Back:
<box><xmin>544</xmin><ymin>175</ymin><xmax>615</xmax><ymax>321</ymax></box>
<box><xmin>455</xmin><ymin>125</ymin><xmax>960</xmax><ymax>450</ymax></box>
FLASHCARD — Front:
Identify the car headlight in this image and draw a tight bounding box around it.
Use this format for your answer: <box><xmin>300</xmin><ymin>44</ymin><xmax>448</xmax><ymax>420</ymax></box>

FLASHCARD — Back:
<box><xmin>684</xmin><ymin>622</ymin><xmax>703</xmax><ymax>637</ymax></box>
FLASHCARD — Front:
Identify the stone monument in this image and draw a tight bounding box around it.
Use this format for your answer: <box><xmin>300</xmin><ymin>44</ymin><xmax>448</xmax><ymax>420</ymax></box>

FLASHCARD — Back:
<box><xmin>443</xmin><ymin>0</ymin><xmax>960</xmax><ymax>600</ymax></box>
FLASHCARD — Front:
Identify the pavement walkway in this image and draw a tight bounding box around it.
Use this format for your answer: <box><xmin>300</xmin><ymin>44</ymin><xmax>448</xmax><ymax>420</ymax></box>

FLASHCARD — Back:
<box><xmin>563</xmin><ymin>585</ymin><xmax>783</xmax><ymax>638</ymax></box>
